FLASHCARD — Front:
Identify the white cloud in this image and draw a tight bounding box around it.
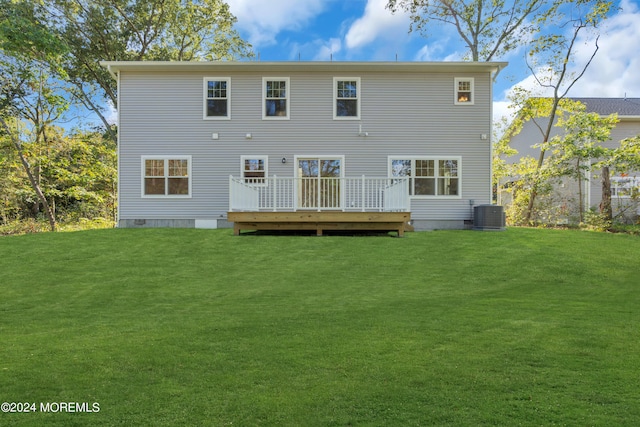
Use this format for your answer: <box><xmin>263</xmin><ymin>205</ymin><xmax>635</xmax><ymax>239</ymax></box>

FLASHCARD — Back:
<box><xmin>226</xmin><ymin>0</ymin><xmax>329</xmax><ymax>47</ymax></box>
<box><xmin>345</xmin><ymin>0</ymin><xmax>409</xmax><ymax>49</ymax></box>
<box><xmin>493</xmin><ymin>101</ymin><xmax>514</xmax><ymax>129</ymax></box>
<box><xmin>414</xmin><ymin>43</ymin><xmax>446</xmax><ymax>61</ymax></box>
<box><xmin>494</xmin><ymin>0</ymin><xmax>640</xmax><ymax>127</ymax></box>
<box><xmin>313</xmin><ymin>38</ymin><xmax>343</xmax><ymax>61</ymax></box>
<box><xmin>568</xmin><ymin>0</ymin><xmax>640</xmax><ymax>97</ymax></box>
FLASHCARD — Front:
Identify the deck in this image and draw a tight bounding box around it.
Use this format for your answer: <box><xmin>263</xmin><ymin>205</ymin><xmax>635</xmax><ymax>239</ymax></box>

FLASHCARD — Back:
<box><xmin>228</xmin><ymin>211</ymin><xmax>412</xmax><ymax>237</ymax></box>
<box><xmin>228</xmin><ymin>175</ymin><xmax>411</xmax><ymax>236</ymax></box>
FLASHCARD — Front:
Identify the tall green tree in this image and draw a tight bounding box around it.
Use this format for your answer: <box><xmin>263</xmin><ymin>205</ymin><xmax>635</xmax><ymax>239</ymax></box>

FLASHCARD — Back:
<box><xmin>519</xmin><ymin>0</ymin><xmax>613</xmax><ymax>223</ymax></box>
<box><xmin>495</xmin><ymin>98</ymin><xmax>585</xmax><ymax>224</ymax></box>
<box><xmin>386</xmin><ymin>0</ymin><xmax>561</xmax><ymax>61</ymax></box>
<box><xmin>1</xmin><ymin>0</ymin><xmax>69</xmax><ymax>231</ymax></box>
<box><xmin>541</xmin><ymin>110</ymin><xmax>618</xmax><ymax>222</ymax></box>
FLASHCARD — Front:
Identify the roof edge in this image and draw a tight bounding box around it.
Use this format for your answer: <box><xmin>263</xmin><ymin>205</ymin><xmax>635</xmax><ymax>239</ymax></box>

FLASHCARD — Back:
<box><xmin>100</xmin><ymin>60</ymin><xmax>508</xmax><ymax>78</ymax></box>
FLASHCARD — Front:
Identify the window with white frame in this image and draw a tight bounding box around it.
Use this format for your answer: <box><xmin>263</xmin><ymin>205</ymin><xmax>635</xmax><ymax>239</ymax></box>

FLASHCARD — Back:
<box><xmin>390</xmin><ymin>157</ymin><xmax>461</xmax><ymax>197</ymax></box>
<box><xmin>334</xmin><ymin>77</ymin><xmax>360</xmax><ymax>119</ymax></box>
<box><xmin>455</xmin><ymin>77</ymin><xmax>474</xmax><ymax>105</ymax></box>
<box><xmin>204</xmin><ymin>78</ymin><xmax>230</xmax><ymax>119</ymax></box>
<box><xmin>142</xmin><ymin>156</ymin><xmax>191</xmax><ymax>197</ymax></box>
<box><xmin>263</xmin><ymin>78</ymin><xmax>289</xmax><ymax>119</ymax></box>
<box><xmin>611</xmin><ymin>175</ymin><xmax>640</xmax><ymax>198</ymax></box>
<box><xmin>241</xmin><ymin>156</ymin><xmax>268</xmax><ymax>185</ymax></box>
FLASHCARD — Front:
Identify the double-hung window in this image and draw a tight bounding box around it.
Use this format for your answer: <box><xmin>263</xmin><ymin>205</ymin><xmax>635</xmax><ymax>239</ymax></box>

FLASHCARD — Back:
<box><xmin>241</xmin><ymin>156</ymin><xmax>268</xmax><ymax>185</ymax></box>
<box><xmin>390</xmin><ymin>157</ymin><xmax>461</xmax><ymax>197</ymax></box>
<box><xmin>454</xmin><ymin>77</ymin><xmax>474</xmax><ymax>105</ymax></box>
<box><xmin>142</xmin><ymin>156</ymin><xmax>191</xmax><ymax>197</ymax></box>
<box><xmin>263</xmin><ymin>77</ymin><xmax>289</xmax><ymax>119</ymax></box>
<box><xmin>204</xmin><ymin>78</ymin><xmax>230</xmax><ymax>119</ymax></box>
<box><xmin>334</xmin><ymin>77</ymin><xmax>360</xmax><ymax>119</ymax></box>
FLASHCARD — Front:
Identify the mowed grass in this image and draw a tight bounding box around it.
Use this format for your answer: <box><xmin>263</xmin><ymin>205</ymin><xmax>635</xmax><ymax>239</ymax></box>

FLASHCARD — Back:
<box><xmin>0</xmin><ymin>228</ymin><xmax>639</xmax><ymax>426</ymax></box>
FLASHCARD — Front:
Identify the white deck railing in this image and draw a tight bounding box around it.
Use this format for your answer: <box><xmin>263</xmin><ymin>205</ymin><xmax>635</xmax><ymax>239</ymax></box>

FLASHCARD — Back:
<box><xmin>229</xmin><ymin>176</ymin><xmax>410</xmax><ymax>212</ymax></box>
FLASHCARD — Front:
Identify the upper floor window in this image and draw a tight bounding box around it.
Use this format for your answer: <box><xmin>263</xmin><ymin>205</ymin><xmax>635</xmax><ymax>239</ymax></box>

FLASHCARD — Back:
<box><xmin>263</xmin><ymin>77</ymin><xmax>289</xmax><ymax>119</ymax></box>
<box><xmin>334</xmin><ymin>77</ymin><xmax>360</xmax><ymax>119</ymax></box>
<box><xmin>455</xmin><ymin>77</ymin><xmax>474</xmax><ymax>105</ymax></box>
<box><xmin>390</xmin><ymin>157</ymin><xmax>461</xmax><ymax>197</ymax></box>
<box><xmin>204</xmin><ymin>78</ymin><xmax>230</xmax><ymax>119</ymax></box>
<box><xmin>142</xmin><ymin>156</ymin><xmax>191</xmax><ymax>197</ymax></box>
<box><xmin>241</xmin><ymin>156</ymin><xmax>268</xmax><ymax>185</ymax></box>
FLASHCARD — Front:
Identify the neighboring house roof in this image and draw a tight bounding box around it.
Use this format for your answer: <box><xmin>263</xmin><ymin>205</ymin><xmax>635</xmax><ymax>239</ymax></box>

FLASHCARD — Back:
<box><xmin>101</xmin><ymin>60</ymin><xmax>508</xmax><ymax>78</ymax></box>
<box><xmin>570</xmin><ymin>97</ymin><xmax>640</xmax><ymax>117</ymax></box>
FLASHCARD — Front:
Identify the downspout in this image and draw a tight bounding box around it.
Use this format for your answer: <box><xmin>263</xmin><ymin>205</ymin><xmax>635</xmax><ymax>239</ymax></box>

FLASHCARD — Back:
<box><xmin>112</xmin><ymin>65</ymin><xmax>121</xmax><ymax>227</ymax></box>
<box><xmin>106</xmin><ymin>63</ymin><xmax>118</xmax><ymax>81</ymax></box>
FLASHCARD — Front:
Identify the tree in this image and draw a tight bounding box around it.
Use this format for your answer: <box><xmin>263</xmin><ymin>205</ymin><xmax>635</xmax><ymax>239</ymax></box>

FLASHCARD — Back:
<box><xmin>0</xmin><ymin>119</ymin><xmax>117</xmax><ymax>226</ymax></box>
<box><xmin>540</xmin><ymin>110</ymin><xmax>618</xmax><ymax>222</ymax></box>
<box><xmin>494</xmin><ymin>97</ymin><xmax>585</xmax><ymax>221</ymax></box>
<box><xmin>38</xmin><ymin>127</ymin><xmax>118</xmax><ymax>222</ymax></box>
<box><xmin>386</xmin><ymin>0</ymin><xmax>561</xmax><ymax>61</ymax></box>
<box><xmin>0</xmin><ymin>0</ymin><xmax>69</xmax><ymax>231</ymax></box>
<box><xmin>512</xmin><ymin>0</ymin><xmax>613</xmax><ymax>223</ymax></box>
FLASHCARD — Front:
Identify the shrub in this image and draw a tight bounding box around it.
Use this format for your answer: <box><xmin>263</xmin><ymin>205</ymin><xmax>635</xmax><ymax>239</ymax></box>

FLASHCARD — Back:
<box><xmin>581</xmin><ymin>209</ymin><xmax>612</xmax><ymax>232</ymax></box>
<box><xmin>0</xmin><ymin>219</ymin><xmax>49</xmax><ymax>236</ymax></box>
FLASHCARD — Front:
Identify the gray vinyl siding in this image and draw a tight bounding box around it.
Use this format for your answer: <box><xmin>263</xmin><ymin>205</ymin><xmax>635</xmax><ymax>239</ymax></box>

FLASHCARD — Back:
<box><xmin>118</xmin><ymin>68</ymin><xmax>494</xmax><ymax>222</ymax></box>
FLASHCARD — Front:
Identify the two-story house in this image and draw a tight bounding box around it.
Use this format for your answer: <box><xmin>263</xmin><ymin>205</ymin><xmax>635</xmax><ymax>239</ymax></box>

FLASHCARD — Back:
<box><xmin>102</xmin><ymin>61</ymin><xmax>506</xmax><ymax>233</ymax></box>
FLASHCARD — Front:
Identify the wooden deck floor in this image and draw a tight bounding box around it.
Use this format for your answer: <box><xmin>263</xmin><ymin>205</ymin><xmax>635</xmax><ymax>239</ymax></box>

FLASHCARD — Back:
<box><xmin>228</xmin><ymin>211</ymin><xmax>412</xmax><ymax>237</ymax></box>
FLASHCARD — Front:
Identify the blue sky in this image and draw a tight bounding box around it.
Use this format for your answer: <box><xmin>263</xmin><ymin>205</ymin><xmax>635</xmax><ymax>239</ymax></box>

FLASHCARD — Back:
<box><xmin>226</xmin><ymin>0</ymin><xmax>640</xmax><ymax>124</ymax></box>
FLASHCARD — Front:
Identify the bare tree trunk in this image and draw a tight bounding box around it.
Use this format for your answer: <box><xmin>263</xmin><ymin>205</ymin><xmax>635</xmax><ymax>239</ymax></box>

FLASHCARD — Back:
<box><xmin>524</xmin><ymin>99</ymin><xmax>560</xmax><ymax>224</ymax></box>
<box><xmin>599</xmin><ymin>166</ymin><xmax>612</xmax><ymax>223</ymax></box>
<box><xmin>0</xmin><ymin>117</ymin><xmax>57</xmax><ymax>231</ymax></box>
<box><xmin>71</xmin><ymin>81</ymin><xmax>117</xmax><ymax>143</ymax></box>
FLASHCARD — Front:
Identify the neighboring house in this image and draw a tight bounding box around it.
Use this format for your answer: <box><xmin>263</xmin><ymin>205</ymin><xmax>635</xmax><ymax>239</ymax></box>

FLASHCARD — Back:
<box><xmin>500</xmin><ymin>98</ymin><xmax>640</xmax><ymax>223</ymax></box>
<box><xmin>102</xmin><ymin>61</ymin><xmax>506</xmax><ymax>232</ymax></box>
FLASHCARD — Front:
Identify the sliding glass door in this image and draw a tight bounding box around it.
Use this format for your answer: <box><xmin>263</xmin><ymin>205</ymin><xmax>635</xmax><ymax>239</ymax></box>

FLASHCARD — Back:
<box><xmin>297</xmin><ymin>157</ymin><xmax>342</xmax><ymax>209</ymax></box>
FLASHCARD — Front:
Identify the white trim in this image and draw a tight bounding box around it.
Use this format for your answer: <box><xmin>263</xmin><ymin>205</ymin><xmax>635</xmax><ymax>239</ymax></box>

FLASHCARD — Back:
<box><xmin>262</xmin><ymin>77</ymin><xmax>290</xmax><ymax>120</ymax></box>
<box><xmin>116</xmin><ymin>70</ymin><xmax>121</xmax><ymax>224</ymax></box>
<box><xmin>388</xmin><ymin>156</ymin><xmax>463</xmax><ymax>199</ymax></box>
<box><xmin>585</xmin><ymin>163</ymin><xmax>592</xmax><ymax>208</ymax></box>
<box><xmin>203</xmin><ymin>77</ymin><xmax>231</xmax><ymax>120</ymax></box>
<box><xmin>240</xmin><ymin>155</ymin><xmax>269</xmax><ymax>186</ymax></box>
<box><xmin>488</xmin><ymin>75</ymin><xmax>494</xmax><ymax>203</ymax></box>
<box><xmin>101</xmin><ymin>61</ymin><xmax>508</xmax><ymax>75</ymax></box>
<box><xmin>333</xmin><ymin>77</ymin><xmax>361</xmax><ymax>120</ymax></box>
<box><xmin>454</xmin><ymin>77</ymin><xmax>474</xmax><ymax>105</ymax></box>
<box><xmin>141</xmin><ymin>155</ymin><xmax>193</xmax><ymax>198</ymax></box>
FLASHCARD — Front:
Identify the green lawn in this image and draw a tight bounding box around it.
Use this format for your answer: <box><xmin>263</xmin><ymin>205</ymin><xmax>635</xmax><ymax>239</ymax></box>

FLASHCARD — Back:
<box><xmin>1</xmin><ymin>228</ymin><xmax>639</xmax><ymax>426</ymax></box>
